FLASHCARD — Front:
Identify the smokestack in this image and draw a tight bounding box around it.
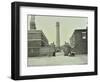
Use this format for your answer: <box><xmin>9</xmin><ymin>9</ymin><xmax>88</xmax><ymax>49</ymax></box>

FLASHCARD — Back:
<box><xmin>56</xmin><ymin>22</ymin><xmax>60</xmax><ymax>51</ymax></box>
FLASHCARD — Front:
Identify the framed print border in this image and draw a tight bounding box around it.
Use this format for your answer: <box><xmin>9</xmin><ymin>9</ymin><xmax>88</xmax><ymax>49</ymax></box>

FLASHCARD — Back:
<box><xmin>11</xmin><ymin>1</ymin><xmax>98</xmax><ymax>80</ymax></box>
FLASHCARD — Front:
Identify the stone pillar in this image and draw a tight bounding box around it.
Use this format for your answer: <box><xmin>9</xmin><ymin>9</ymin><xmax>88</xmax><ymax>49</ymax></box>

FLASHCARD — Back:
<box><xmin>56</xmin><ymin>22</ymin><xmax>60</xmax><ymax>51</ymax></box>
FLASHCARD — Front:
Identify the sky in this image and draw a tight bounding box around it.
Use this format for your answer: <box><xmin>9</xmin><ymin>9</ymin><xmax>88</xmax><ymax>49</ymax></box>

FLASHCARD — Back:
<box><xmin>28</xmin><ymin>15</ymin><xmax>88</xmax><ymax>46</ymax></box>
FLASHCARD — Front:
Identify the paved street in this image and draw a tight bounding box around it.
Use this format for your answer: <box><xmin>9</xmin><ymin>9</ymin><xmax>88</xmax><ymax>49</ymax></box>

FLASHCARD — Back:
<box><xmin>28</xmin><ymin>51</ymin><xmax>87</xmax><ymax>66</ymax></box>
<box><xmin>55</xmin><ymin>50</ymin><xmax>64</xmax><ymax>56</ymax></box>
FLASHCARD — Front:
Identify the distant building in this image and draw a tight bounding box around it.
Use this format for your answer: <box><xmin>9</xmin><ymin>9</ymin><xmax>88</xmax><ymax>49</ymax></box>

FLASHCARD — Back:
<box><xmin>70</xmin><ymin>29</ymin><xmax>87</xmax><ymax>54</ymax></box>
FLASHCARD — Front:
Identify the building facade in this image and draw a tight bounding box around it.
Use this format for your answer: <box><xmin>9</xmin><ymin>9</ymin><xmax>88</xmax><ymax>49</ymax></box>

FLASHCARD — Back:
<box><xmin>28</xmin><ymin>30</ymin><xmax>49</xmax><ymax>57</ymax></box>
<box><xmin>70</xmin><ymin>29</ymin><xmax>88</xmax><ymax>54</ymax></box>
<box><xmin>28</xmin><ymin>16</ymin><xmax>59</xmax><ymax>57</ymax></box>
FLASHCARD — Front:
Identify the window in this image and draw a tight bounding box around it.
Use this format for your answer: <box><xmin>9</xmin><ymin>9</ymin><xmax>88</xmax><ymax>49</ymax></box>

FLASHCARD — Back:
<box><xmin>82</xmin><ymin>32</ymin><xmax>86</xmax><ymax>39</ymax></box>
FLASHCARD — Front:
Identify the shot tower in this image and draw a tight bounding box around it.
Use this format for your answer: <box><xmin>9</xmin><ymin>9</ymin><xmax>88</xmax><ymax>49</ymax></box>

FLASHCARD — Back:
<box><xmin>56</xmin><ymin>22</ymin><xmax>60</xmax><ymax>52</ymax></box>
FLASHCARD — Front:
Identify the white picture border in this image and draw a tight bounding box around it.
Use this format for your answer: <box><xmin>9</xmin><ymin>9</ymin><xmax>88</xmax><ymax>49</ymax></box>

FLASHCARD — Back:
<box><xmin>20</xmin><ymin>6</ymin><xmax>95</xmax><ymax>76</ymax></box>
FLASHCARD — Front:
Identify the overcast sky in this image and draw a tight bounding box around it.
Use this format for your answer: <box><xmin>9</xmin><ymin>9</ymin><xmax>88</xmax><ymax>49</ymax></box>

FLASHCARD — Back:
<box><xmin>28</xmin><ymin>15</ymin><xmax>88</xmax><ymax>46</ymax></box>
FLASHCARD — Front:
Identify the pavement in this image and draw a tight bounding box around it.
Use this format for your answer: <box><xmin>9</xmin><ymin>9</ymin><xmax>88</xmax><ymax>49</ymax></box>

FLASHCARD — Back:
<box><xmin>55</xmin><ymin>50</ymin><xmax>64</xmax><ymax>56</ymax></box>
<box><xmin>27</xmin><ymin>51</ymin><xmax>88</xmax><ymax>66</ymax></box>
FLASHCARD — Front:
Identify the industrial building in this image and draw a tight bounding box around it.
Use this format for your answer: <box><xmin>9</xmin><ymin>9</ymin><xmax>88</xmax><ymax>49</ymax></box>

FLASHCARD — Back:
<box><xmin>28</xmin><ymin>16</ymin><xmax>55</xmax><ymax>57</ymax></box>
<box><xmin>70</xmin><ymin>29</ymin><xmax>88</xmax><ymax>54</ymax></box>
<box><xmin>28</xmin><ymin>30</ymin><xmax>49</xmax><ymax>57</ymax></box>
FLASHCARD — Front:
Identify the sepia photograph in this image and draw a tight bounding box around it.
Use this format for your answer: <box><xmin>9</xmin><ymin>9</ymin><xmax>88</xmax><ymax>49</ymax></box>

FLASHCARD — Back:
<box><xmin>27</xmin><ymin>15</ymin><xmax>88</xmax><ymax>66</ymax></box>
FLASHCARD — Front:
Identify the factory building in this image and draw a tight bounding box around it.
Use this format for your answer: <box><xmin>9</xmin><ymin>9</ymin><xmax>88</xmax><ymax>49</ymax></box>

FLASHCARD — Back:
<box><xmin>70</xmin><ymin>29</ymin><xmax>88</xmax><ymax>54</ymax></box>
<box><xmin>28</xmin><ymin>30</ymin><xmax>49</xmax><ymax>57</ymax></box>
<box><xmin>28</xmin><ymin>16</ymin><xmax>55</xmax><ymax>57</ymax></box>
